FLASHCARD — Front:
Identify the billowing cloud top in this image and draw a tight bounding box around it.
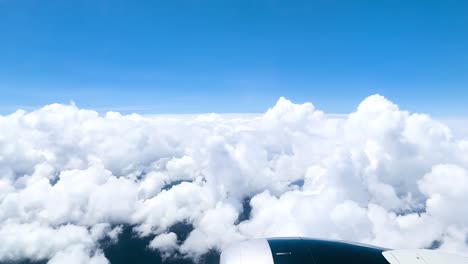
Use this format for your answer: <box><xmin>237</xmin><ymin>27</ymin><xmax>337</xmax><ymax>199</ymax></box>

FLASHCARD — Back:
<box><xmin>1</xmin><ymin>95</ymin><xmax>468</xmax><ymax>263</ymax></box>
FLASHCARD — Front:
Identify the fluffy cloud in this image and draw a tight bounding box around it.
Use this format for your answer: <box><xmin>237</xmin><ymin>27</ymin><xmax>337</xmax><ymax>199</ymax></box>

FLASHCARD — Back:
<box><xmin>0</xmin><ymin>222</ymin><xmax>105</xmax><ymax>262</ymax></box>
<box><xmin>1</xmin><ymin>95</ymin><xmax>468</xmax><ymax>263</ymax></box>
<box><xmin>149</xmin><ymin>232</ymin><xmax>178</xmax><ymax>258</ymax></box>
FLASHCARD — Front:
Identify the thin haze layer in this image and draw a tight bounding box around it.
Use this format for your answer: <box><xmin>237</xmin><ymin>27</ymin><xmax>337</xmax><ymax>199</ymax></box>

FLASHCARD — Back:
<box><xmin>1</xmin><ymin>95</ymin><xmax>468</xmax><ymax>263</ymax></box>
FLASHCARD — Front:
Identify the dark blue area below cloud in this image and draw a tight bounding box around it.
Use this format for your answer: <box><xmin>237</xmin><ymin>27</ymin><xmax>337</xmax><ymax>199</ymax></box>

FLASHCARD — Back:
<box><xmin>103</xmin><ymin>225</ymin><xmax>220</xmax><ymax>264</ymax></box>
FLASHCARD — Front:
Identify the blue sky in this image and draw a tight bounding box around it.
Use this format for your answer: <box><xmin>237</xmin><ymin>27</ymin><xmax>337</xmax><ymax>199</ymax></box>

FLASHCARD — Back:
<box><xmin>0</xmin><ymin>0</ymin><xmax>467</xmax><ymax>116</ymax></box>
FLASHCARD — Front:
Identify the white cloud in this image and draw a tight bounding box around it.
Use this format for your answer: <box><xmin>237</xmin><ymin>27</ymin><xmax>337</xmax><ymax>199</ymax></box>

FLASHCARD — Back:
<box><xmin>1</xmin><ymin>95</ymin><xmax>468</xmax><ymax>262</ymax></box>
<box><xmin>47</xmin><ymin>245</ymin><xmax>109</xmax><ymax>264</ymax></box>
<box><xmin>419</xmin><ymin>165</ymin><xmax>468</xmax><ymax>226</ymax></box>
<box><xmin>149</xmin><ymin>232</ymin><xmax>178</xmax><ymax>257</ymax></box>
<box><xmin>0</xmin><ymin>222</ymin><xmax>101</xmax><ymax>262</ymax></box>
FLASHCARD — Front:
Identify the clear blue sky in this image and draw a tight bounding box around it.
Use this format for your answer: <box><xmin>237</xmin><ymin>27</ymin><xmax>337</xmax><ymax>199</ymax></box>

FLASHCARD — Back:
<box><xmin>1</xmin><ymin>0</ymin><xmax>467</xmax><ymax>116</ymax></box>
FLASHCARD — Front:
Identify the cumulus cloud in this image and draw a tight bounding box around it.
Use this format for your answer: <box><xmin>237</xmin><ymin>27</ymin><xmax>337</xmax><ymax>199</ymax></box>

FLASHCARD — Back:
<box><xmin>1</xmin><ymin>95</ymin><xmax>468</xmax><ymax>263</ymax></box>
<box><xmin>149</xmin><ymin>232</ymin><xmax>178</xmax><ymax>257</ymax></box>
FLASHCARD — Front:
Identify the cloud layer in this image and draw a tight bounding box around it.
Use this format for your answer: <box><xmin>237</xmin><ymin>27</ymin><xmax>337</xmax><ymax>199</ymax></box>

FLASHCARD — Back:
<box><xmin>1</xmin><ymin>95</ymin><xmax>468</xmax><ymax>263</ymax></box>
